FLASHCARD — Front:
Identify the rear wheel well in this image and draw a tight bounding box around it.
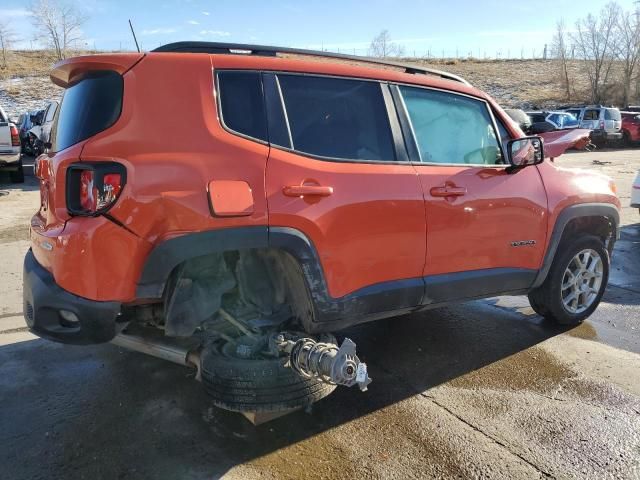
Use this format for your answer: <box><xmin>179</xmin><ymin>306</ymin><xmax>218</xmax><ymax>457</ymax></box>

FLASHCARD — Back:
<box><xmin>130</xmin><ymin>248</ymin><xmax>316</xmax><ymax>337</ymax></box>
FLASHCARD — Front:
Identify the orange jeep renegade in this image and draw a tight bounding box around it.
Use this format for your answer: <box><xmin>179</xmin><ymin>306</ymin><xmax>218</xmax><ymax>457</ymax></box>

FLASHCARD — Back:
<box><xmin>23</xmin><ymin>42</ymin><xmax>620</xmax><ymax>414</ymax></box>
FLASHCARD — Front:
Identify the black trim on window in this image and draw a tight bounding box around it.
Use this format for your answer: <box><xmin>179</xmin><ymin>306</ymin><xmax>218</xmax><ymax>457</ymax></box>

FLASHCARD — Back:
<box><xmin>262</xmin><ymin>72</ymin><xmax>292</xmax><ymax>149</ymax></box>
<box><xmin>381</xmin><ymin>83</ymin><xmax>409</xmax><ymax>163</ymax></box>
<box><xmin>390</xmin><ymin>84</ymin><xmax>421</xmax><ymax>162</ymax></box>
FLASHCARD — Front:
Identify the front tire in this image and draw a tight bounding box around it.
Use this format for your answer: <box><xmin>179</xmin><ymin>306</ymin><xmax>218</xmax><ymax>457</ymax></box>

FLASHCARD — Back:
<box><xmin>529</xmin><ymin>235</ymin><xmax>609</xmax><ymax>325</ymax></box>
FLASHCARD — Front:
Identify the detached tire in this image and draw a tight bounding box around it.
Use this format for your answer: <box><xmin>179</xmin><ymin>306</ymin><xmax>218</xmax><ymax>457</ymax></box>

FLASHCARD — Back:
<box><xmin>201</xmin><ymin>342</ymin><xmax>336</xmax><ymax>413</ymax></box>
<box><xmin>529</xmin><ymin>235</ymin><xmax>609</xmax><ymax>325</ymax></box>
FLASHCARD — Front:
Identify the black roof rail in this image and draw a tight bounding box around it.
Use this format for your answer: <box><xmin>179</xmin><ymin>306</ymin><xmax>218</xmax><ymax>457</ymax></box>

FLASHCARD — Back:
<box><xmin>152</xmin><ymin>41</ymin><xmax>471</xmax><ymax>86</ymax></box>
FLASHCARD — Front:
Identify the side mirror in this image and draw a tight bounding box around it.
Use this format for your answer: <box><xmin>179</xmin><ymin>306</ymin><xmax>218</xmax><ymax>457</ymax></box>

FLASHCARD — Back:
<box><xmin>507</xmin><ymin>137</ymin><xmax>544</xmax><ymax>170</ymax></box>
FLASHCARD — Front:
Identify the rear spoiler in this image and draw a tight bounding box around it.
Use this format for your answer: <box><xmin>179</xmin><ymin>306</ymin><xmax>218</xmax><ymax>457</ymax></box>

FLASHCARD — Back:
<box><xmin>50</xmin><ymin>53</ymin><xmax>144</xmax><ymax>88</ymax></box>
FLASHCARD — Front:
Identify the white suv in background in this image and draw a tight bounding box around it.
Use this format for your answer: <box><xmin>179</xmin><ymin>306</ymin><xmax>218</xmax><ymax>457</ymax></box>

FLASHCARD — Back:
<box><xmin>0</xmin><ymin>105</ymin><xmax>23</xmax><ymax>183</ymax></box>
<box><xmin>564</xmin><ymin>106</ymin><xmax>623</xmax><ymax>145</ymax></box>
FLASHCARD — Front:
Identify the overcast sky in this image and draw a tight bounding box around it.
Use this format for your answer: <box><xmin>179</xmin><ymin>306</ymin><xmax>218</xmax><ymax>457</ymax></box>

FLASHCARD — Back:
<box><xmin>1</xmin><ymin>0</ymin><xmax>638</xmax><ymax>57</ymax></box>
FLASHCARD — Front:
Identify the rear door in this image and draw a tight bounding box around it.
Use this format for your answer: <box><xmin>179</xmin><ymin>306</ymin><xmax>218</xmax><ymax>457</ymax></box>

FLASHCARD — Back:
<box><xmin>392</xmin><ymin>84</ymin><xmax>547</xmax><ymax>303</ymax></box>
<box><xmin>264</xmin><ymin>73</ymin><xmax>426</xmax><ymax>304</ymax></box>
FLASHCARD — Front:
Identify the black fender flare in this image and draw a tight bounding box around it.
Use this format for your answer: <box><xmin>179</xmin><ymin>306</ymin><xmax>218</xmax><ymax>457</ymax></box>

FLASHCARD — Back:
<box><xmin>531</xmin><ymin>203</ymin><xmax>620</xmax><ymax>289</ymax></box>
<box><xmin>135</xmin><ymin>226</ymin><xmax>423</xmax><ymax>332</ymax></box>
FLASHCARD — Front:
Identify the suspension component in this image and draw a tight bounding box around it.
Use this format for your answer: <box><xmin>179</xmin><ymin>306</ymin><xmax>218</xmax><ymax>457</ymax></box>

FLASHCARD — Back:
<box><xmin>275</xmin><ymin>334</ymin><xmax>372</xmax><ymax>391</ymax></box>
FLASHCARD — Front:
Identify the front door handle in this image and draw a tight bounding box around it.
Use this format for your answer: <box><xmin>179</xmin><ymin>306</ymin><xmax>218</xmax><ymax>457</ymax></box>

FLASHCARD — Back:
<box><xmin>430</xmin><ymin>185</ymin><xmax>467</xmax><ymax>197</ymax></box>
<box><xmin>283</xmin><ymin>185</ymin><xmax>334</xmax><ymax>197</ymax></box>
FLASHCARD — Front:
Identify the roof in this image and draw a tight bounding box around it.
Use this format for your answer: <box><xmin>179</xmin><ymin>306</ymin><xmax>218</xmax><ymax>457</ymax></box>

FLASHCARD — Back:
<box><xmin>152</xmin><ymin>41</ymin><xmax>471</xmax><ymax>86</ymax></box>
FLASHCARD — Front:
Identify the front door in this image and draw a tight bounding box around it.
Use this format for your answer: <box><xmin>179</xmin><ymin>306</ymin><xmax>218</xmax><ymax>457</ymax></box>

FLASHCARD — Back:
<box><xmin>393</xmin><ymin>84</ymin><xmax>548</xmax><ymax>303</ymax></box>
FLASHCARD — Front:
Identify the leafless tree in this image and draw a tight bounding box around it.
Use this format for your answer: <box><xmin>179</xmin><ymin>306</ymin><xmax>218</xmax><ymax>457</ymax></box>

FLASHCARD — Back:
<box><xmin>614</xmin><ymin>5</ymin><xmax>640</xmax><ymax>107</ymax></box>
<box><xmin>29</xmin><ymin>0</ymin><xmax>87</xmax><ymax>61</ymax></box>
<box><xmin>572</xmin><ymin>2</ymin><xmax>620</xmax><ymax>103</ymax></box>
<box><xmin>552</xmin><ymin>19</ymin><xmax>572</xmax><ymax>100</ymax></box>
<box><xmin>369</xmin><ymin>30</ymin><xmax>405</xmax><ymax>58</ymax></box>
<box><xmin>0</xmin><ymin>22</ymin><xmax>17</xmax><ymax>69</ymax></box>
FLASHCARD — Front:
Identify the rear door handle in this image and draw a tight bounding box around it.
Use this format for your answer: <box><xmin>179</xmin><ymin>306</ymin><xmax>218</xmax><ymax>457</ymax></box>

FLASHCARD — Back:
<box><xmin>430</xmin><ymin>186</ymin><xmax>466</xmax><ymax>197</ymax></box>
<box><xmin>283</xmin><ymin>185</ymin><xmax>334</xmax><ymax>197</ymax></box>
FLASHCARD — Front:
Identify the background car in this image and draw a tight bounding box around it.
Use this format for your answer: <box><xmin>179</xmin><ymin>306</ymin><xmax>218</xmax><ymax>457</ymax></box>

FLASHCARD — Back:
<box><xmin>527</xmin><ymin>110</ymin><xmax>580</xmax><ymax>131</ymax></box>
<box><xmin>29</xmin><ymin>101</ymin><xmax>58</xmax><ymax>155</ymax></box>
<box><xmin>504</xmin><ymin>108</ymin><xmax>532</xmax><ymax>133</ymax></box>
<box><xmin>632</xmin><ymin>170</ymin><xmax>640</xmax><ymax>212</ymax></box>
<box><xmin>562</xmin><ymin>105</ymin><xmax>622</xmax><ymax>145</ymax></box>
<box><xmin>16</xmin><ymin>111</ymin><xmax>40</xmax><ymax>155</ymax></box>
<box><xmin>621</xmin><ymin>111</ymin><xmax>640</xmax><ymax>145</ymax></box>
<box><xmin>0</xmin><ymin>105</ymin><xmax>23</xmax><ymax>183</ymax></box>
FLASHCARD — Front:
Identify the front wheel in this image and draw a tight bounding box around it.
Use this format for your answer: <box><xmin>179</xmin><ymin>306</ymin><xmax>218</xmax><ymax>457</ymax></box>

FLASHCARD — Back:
<box><xmin>529</xmin><ymin>235</ymin><xmax>609</xmax><ymax>325</ymax></box>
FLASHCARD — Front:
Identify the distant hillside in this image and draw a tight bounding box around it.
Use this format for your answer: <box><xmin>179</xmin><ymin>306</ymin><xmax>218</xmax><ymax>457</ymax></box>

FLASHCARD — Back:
<box><xmin>0</xmin><ymin>49</ymin><xmax>613</xmax><ymax>119</ymax></box>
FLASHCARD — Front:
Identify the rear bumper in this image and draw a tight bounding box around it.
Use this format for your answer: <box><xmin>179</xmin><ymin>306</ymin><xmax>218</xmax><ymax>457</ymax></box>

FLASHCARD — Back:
<box><xmin>23</xmin><ymin>249</ymin><xmax>122</xmax><ymax>345</ymax></box>
<box><xmin>590</xmin><ymin>130</ymin><xmax>622</xmax><ymax>141</ymax></box>
<box><xmin>0</xmin><ymin>151</ymin><xmax>21</xmax><ymax>168</ymax></box>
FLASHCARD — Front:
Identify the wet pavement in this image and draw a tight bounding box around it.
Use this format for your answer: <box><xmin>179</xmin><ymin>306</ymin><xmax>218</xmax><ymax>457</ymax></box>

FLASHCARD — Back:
<box><xmin>1</xmin><ymin>151</ymin><xmax>639</xmax><ymax>479</ymax></box>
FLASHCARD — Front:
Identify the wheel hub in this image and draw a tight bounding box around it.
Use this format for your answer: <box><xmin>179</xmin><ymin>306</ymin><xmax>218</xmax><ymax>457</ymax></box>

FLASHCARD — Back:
<box><xmin>561</xmin><ymin>248</ymin><xmax>604</xmax><ymax>314</ymax></box>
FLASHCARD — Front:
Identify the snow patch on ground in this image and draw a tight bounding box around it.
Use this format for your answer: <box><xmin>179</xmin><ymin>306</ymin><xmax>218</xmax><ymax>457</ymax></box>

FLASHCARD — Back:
<box><xmin>0</xmin><ymin>76</ymin><xmax>62</xmax><ymax>120</ymax></box>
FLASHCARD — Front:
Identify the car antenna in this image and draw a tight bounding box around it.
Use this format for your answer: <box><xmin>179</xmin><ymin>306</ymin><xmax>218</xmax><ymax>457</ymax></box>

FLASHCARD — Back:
<box><xmin>129</xmin><ymin>19</ymin><xmax>141</xmax><ymax>53</ymax></box>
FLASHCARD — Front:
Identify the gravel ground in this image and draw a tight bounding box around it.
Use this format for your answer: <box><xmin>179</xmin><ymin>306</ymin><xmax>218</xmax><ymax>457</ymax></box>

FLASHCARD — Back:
<box><xmin>0</xmin><ymin>151</ymin><xmax>639</xmax><ymax>479</ymax></box>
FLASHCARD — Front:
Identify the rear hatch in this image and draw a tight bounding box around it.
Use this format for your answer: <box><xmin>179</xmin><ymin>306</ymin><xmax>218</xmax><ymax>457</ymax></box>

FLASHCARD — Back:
<box><xmin>33</xmin><ymin>54</ymin><xmax>143</xmax><ymax>231</ymax></box>
<box><xmin>604</xmin><ymin>108</ymin><xmax>622</xmax><ymax>132</ymax></box>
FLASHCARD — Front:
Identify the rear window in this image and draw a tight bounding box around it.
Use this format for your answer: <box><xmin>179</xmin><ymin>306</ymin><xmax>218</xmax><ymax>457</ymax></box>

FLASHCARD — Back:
<box><xmin>217</xmin><ymin>71</ymin><xmax>267</xmax><ymax>142</ymax></box>
<box><xmin>605</xmin><ymin>108</ymin><xmax>621</xmax><ymax>121</ymax></box>
<box><xmin>277</xmin><ymin>74</ymin><xmax>395</xmax><ymax>161</ymax></box>
<box><xmin>51</xmin><ymin>70</ymin><xmax>123</xmax><ymax>152</ymax></box>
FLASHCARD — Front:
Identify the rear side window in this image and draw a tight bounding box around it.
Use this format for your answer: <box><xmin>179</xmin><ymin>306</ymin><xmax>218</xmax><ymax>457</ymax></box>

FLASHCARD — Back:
<box><xmin>217</xmin><ymin>71</ymin><xmax>267</xmax><ymax>142</ymax></box>
<box><xmin>277</xmin><ymin>75</ymin><xmax>395</xmax><ymax>161</ymax></box>
<box><xmin>51</xmin><ymin>71</ymin><xmax>123</xmax><ymax>152</ymax></box>
<box><xmin>605</xmin><ymin>108</ymin><xmax>621</xmax><ymax>121</ymax></box>
<box><xmin>583</xmin><ymin>109</ymin><xmax>599</xmax><ymax>121</ymax></box>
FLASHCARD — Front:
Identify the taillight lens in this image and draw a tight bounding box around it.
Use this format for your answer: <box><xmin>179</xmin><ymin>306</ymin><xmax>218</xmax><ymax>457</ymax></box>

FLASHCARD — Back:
<box><xmin>79</xmin><ymin>170</ymin><xmax>96</xmax><ymax>211</ymax></box>
<box><xmin>10</xmin><ymin>125</ymin><xmax>19</xmax><ymax>146</ymax></box>
<box><xmin>66</xmin><ymin>162</ymin><xmax>126</xmax><ymax>215</ymax></box>
<box><xmin>600</xmin><ymin>120</ymin><xmax>605</xmax><ymax>129</ymax></box>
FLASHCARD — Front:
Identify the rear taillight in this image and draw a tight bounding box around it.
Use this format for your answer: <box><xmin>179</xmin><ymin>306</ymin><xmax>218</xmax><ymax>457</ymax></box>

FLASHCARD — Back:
<box><xmin>10</xmin><ymin>125</ymin><xmax>19</xmax><ymax>146</ymax></box>
<box><xmin>600</xmin><ymin>120</ymin><xmax>605</xmax><ymax>129</ymax></box>
<box><xmin>66</xmin><ymin>162</ymin><xmax>126</xmax><ymax>216</ymax></box>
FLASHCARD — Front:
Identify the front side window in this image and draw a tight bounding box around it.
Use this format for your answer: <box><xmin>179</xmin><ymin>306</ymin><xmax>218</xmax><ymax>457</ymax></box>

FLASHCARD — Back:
<box><xmin>277</xmin><ymin>75</ymin><xmax>395</xmax><ymax>161</ymax></box>
<box><xmin>217</xmin><ymin>71</ymin><xmax>267</xmax><ymax>142</ymax></box>
<box><xmin>399</xmin><ymin>86</ymin><xmax>502</xmax><ymax>165</ymax></box>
